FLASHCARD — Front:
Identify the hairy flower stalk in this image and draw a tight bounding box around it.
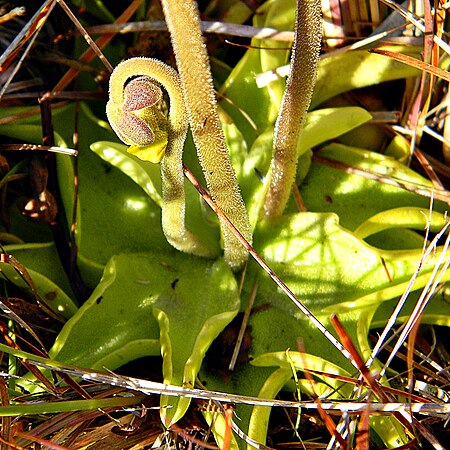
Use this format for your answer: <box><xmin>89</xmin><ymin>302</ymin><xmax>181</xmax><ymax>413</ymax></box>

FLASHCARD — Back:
<box><xmin>160</xmin><ymin>0</ymin><xmax>252</xmax><ymax>270</ymax></box>
<box><xmin>107</xmin><ymin>57</ymin><xmax>213</xmax><ymax>257</ymax></box>
<box><xmin>263</xmin><ymin>0</ymin><xmax>322</xmax><ymax>218</ymax></box>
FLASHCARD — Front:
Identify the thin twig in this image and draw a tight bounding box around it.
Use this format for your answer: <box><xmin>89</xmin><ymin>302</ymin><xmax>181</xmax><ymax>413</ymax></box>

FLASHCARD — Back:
<box><xmin>0</xmin><ymin>144</ymin><xmax>77</xmax><ymax>156</ymax></box>
<box><xmin>55</xmin><ymin>0</ymin><xmax>113</xmax><ymax>73</ymax></box>
<box><xmin>313</xmin><ymin>153</ymin><xmax>450</xmax><ymax>203</ymax></box>
<box><xmin>182</xmin><ymin>164</ymin><xmax>355</xmax><ymax>366</ymax></box>
<box><xmin>85</xmin><ymin>20</ymin><xmax>295</xmax><ymax>41</ymax></box>
<box><xmin>228</xmin><ymin>279</ymin><xmax>257</xmax><ymax>372</ymax></box>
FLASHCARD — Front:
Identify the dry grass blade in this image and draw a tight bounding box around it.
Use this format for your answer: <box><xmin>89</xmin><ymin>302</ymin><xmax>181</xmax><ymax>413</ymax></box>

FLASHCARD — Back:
<box><xmin>354</xmin><ymin>404</ymin><xmax>370</xmax><ymax>450</ymax></box>
<box><xmin>0</xmin><ymin>250</ymin><xmax>64</xmax><ymax>322</ymax></box>
<box><xmin>170</xmin><ymin>423</ymin><xmax>219</xmax><ymax>449</ymax></box>
<box><xmin>0</xmin><ymin>6</ymin><xmax>26</xmax><ymax>26</ymax></box>
<box><xmin>366</xmin><ymin>218</ymin><xmax>450</xmax><ymax>371</ymax></box>
<box><xmin>21</xmin><ymin>357</ymin><xmax>450</xmax><ymax>416</ymax></box>
<box><xmin>0</xmin><ymin>300</ymin><xmax>47</xmax><ymax>353</ymax></box>
<box><xmin>0</xmin><ymin>1</ymin><xmax>56</xmax><ymax>100</ymax></box>
<box><xmin>414</xmin><ymin>149</ymin><xmax>447</xmax><ymax>193</ymax></box>
<box><xmin>14</xmin><ymin>432</ymin><xmax>69</xmax><ymax>450</ymax></box>
<box><xmin>296</xmin><ymin>344</ymin><xmax>348</xmax><ymax>449</ymax></box>
<box><xmin>331</xmin><ymin>316</ymin><xmax>390</xmax><ymax>403</ymax></box>
<box><xmin>330</xmin><ymin>316</ymin><xmax>448</xmax><ymax>450</ymax></box>
<box><xmin>0</xmin><ymin>102</ymin><xmax>67</xmax><ymax>125</ymax></box>
<box><xmin>330</xmin><ymin>316</ymin><xmax>417</xmax><ymax>437</ymax></box>
<box><xmin>381</xmin><ymin>230</ymin><xmax>450</xmax><ymax>377</ymax></box>
<box><xmin>381</xmin><ymin>0</ymin><xmax>450</xmax><ymax>55</ymax></box>
<box><xmin>0</xmin><ymin>0</ymin><xmax>55</xmax><ymax>73</ymax></box>
<box><xmin>0</xmin><ymin>377</ymin><xmax>13</xmax><ymax>450</ymax></box>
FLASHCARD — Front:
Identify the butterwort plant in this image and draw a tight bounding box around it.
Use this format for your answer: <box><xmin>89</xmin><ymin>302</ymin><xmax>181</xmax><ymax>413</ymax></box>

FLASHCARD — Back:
<box><xmin>3</xmin><ymin>0</ymin><xmax>450</xmax><ymax>447</ymax></box>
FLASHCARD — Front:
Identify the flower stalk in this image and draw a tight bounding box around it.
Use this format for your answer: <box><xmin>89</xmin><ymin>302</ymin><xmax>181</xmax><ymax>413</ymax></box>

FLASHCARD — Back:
<box><xmin>263</xmin><ymin>0</ymin><xmax>322</xmax><ymax>218</ymax></box>
<box><xmin>160</xmin><ymin>0</ymin><xmax>252</xmax><ymax>270</ymax></box>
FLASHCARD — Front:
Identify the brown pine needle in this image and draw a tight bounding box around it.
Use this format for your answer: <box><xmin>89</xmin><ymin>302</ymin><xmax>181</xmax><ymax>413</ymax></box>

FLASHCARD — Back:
<box><xmin>52</xmin><ymin>0</ymin><xmax>142</xmax><ymax>94</ymax></box>
<box><xmin>370</xmin><ymin>48</ymin><xmax>450</xmax><ymax>82</ymax></box>
<box><xmin>313</xmin><ymin>153</ymin><xmax>450</xmax><ymax>203</ymax></box>
<box><xmin>55</xmin><ymin>0</ymin><xmax>113</xmax><ymax>73</ymax></box>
